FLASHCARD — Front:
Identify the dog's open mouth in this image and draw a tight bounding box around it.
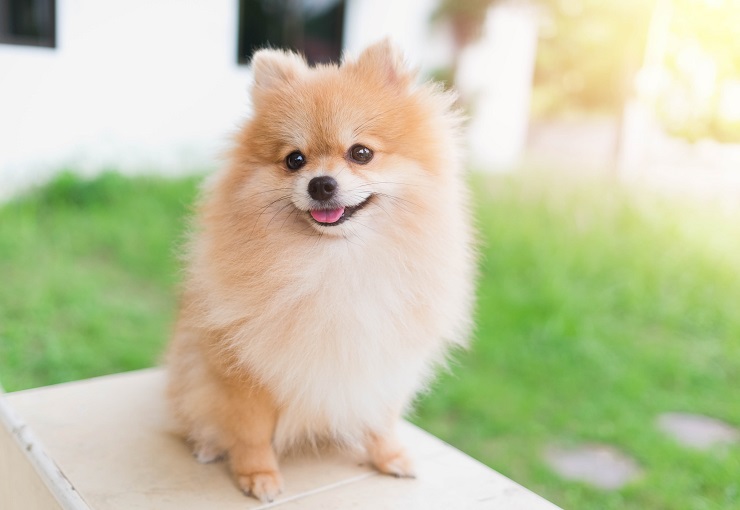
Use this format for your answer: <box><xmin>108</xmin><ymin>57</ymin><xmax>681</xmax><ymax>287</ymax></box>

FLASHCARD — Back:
<box><xmin>309</xmin><ymin>195</ymin><xmax>373</xmax><ymax>226</ymax></box>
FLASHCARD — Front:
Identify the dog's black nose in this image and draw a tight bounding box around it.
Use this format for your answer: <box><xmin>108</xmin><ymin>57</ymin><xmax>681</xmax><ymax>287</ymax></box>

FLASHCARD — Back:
<box><xmin>308</xmin><ymin>176</ymin><xmax>337</xmax><ymax>201</ymax></box>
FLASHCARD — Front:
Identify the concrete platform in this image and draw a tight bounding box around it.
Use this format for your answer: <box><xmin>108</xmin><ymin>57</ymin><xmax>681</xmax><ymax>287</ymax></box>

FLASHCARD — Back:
<box><xmin>0</xmin><ymin>369</ymin><xmax>561</xmax><ymax>509</ymax></box>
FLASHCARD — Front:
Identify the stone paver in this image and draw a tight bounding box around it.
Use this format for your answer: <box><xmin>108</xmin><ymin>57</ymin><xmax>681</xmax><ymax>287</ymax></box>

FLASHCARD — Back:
<box><xmin>657</xmin><ymin>412</ymin><xmax>740</xmax><ymax>450</ymax></box>
<box><xmin>544</xmin><ymin>444</ymin><xmax>641</xmax><ymax>490</ymax></box>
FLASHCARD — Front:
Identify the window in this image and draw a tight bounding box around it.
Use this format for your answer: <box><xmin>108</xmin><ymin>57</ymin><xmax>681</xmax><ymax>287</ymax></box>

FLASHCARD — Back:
<box><xmin>237</xmin><ymin>0</ymin><xmax>345</xmax><ymax>65</ymax></box>
<box><xmin>0</xmin><ymin>0</ymin><xmax>55</xmax><ymax>48</ymax></box>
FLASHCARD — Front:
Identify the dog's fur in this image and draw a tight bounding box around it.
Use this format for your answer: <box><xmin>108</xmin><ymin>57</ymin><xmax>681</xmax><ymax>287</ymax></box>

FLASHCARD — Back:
<box><xmin>166</xmin><ymin>40</ymin><xmax>476</xmax><ymax>502</ymax></box>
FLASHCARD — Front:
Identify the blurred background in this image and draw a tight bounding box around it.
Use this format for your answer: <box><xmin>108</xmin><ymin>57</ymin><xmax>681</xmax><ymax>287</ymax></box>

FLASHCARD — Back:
<box><xmin>1</xmin><ymin>1</ymin><xmax>739</xmax><ymax>509</ymax></box>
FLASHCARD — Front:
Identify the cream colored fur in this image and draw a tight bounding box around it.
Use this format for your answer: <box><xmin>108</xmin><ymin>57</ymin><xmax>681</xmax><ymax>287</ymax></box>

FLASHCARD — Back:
<box><xmin>166</xmin><ymin>40</ymin><xmax>476</xmax><ymax>502</ymax></box>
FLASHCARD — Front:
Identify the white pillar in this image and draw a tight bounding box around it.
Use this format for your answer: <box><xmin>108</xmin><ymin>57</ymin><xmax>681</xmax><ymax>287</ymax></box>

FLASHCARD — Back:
<box><xmin>456</xmin><ymin>2</ymin><xmax>538</xmax><ymax>171</ymax></box>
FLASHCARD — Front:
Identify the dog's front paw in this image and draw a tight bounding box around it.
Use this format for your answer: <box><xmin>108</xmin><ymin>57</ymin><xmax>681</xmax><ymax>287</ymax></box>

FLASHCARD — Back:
<box><xmin>192</xmin><ymin>442</ymin><xmax>225</xmax><ymax>464</ymax></box>
<box><xmin>367</xmin><ymin>429</ymin><xmax>417</xmax><ymax>479</ymax></box>
<box><xmin>237</xmin><ymin>470</ymin><xmax>283</xmax><ymax>503</ymax></box>
<box><xmin>373</xmin><ymin>449</ymin><xmax>416</xmax><ymax>479</ymax></box>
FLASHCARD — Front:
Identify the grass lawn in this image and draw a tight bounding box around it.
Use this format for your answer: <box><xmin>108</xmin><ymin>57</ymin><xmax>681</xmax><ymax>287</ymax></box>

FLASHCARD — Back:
<box><xmin>1</xmin><ymin>170</ymin><xmax>738</xmax><ymax>509</ymax></box>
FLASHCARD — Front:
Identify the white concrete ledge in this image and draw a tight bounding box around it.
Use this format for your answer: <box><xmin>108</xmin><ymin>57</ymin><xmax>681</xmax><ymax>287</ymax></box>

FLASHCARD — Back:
<box><xmin>0</xmin><ymin>369</ymin><xmax>561</xmax><ymax>509</ymax></box>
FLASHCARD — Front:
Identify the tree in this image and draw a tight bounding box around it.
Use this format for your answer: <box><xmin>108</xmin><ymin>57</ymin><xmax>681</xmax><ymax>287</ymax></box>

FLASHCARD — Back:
<box><xmin>653</xmin><ymin>0</ymin><xmax>740</xmax><ymax>142</ymax></box>
<box><xmin>434</xmin><ymin>0</ymin><xmax>656</xmax><ymax>115</ymax></box>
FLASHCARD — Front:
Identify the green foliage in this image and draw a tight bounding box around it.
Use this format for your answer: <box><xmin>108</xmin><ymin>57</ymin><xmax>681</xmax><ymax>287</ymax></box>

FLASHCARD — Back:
<box><xmin>35</xmin><ymin>170</ymin><xmax>126</xmax><ymax>208</ymax></box>
<box><xmin>654</xmin><ymin>0</ymin><xmax>740</xmax><ymax>142</ymax></box>
<box><xmin>0</xmin><ymin>171</ymin><xmax>200</xmax><ymax>390</ymax></box>
<box><xmin>435</xmin><ymin>0</ymin><xmax>740</xmax><ymax>139</ymax></box>
<box><xmin>433</xmin><ymin>0</ymin><xmax>498</xmax><ymax>44</ymax></box>
<box><xmin>1</xmin><ymin>171</ymin><xmax>739</xmax><ymax>509</ymax></box>
<box><xmin>434</xmin><ymin>0</ymin><xmax>656</xmax><ymax>115</ymax></box>
<box><xmin>533</xmin><ymin>0</ymin><xmax>656</xmax><ymax>116</ymax></box>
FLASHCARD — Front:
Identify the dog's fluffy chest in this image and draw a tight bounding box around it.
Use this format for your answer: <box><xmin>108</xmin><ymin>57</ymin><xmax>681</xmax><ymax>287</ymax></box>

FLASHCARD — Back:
<box><xmin>229</xmin><ymin>242</ymin><xmax>453</xmax><ymax>450</ymax></box>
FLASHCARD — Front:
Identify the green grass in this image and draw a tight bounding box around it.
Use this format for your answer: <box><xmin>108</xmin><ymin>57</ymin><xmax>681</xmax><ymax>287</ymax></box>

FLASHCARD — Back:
<box><xmin>1</xmin><ymin>170</ymin><xmax>739</xmax><ymax>509</ymax></box>
<box><xmin>0</xmin><ymin>172</ymin><xmax>199</xmax><ymax>390</ymax></box>
<box><xmin>414</xmin><ymin>173</ymin><xmax>740</xmax><ymax>509</ymax></box>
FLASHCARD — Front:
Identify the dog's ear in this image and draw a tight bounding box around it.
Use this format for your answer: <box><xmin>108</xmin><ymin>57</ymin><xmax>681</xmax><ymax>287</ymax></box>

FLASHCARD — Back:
<box><xmin>251</xmin><ymin>48</ymin><xmax>307</xmax><ymax>89</ymax></box>
<box><xmin>349</xmin><ymin>39</ymin><xmax>416</xmax><ymax>88</ymax></box>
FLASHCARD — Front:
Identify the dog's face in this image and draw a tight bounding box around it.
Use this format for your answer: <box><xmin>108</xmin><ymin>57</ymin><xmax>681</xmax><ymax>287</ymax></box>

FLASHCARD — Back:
<box><xmin>266</xmin><ymin>106</ymin><xmax>385</xmax><ymax>235</ymax></box>
<box><xmin>229</xmin><ymin>41</ymin><xmax>458</xmax><ymax>239</ymax></box>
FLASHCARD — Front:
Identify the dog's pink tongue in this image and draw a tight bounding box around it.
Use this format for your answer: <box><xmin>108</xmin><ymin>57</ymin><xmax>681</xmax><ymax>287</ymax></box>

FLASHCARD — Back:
<box><xmin>311</xmin><ymin>208</ymin><xmax>344</xmax><ymax>224</ymax></box>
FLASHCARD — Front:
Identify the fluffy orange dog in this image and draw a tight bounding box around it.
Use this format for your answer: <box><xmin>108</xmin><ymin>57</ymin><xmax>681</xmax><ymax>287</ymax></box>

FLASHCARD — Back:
<box><xmin>166</xmin><ymin>40</ymin><xmax>475</xmax><ymax>502</ymax></box>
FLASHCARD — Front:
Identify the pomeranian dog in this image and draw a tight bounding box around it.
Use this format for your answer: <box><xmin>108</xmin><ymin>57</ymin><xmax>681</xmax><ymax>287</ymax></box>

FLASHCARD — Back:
<box><xmin>166</xmin><ymin>40</ymin><xmax>475</xmax><ymax>502</ymax></box>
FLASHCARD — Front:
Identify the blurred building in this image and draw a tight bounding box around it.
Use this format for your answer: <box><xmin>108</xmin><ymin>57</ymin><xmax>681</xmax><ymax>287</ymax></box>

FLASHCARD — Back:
<box><xmin>0</xmin><ymin>0</ymin><xmax>537</xmax><ymax>198</ymax></box>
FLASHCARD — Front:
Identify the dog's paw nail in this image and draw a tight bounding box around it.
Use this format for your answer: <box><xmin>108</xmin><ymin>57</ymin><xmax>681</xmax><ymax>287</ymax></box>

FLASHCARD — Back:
<box><xmin>375</xmin><ymin>452</ymin><xmax>416</xmax><ymax>479</ymax></box>
<box><xmin>237</xmin><ymin>471</ymin><xmax>283</xmax><ymax>503</ymax></box>
<box><xmin>192</xmin><ymin>444</ymin><xmax>224</xmax><ymax>464</ymax></box>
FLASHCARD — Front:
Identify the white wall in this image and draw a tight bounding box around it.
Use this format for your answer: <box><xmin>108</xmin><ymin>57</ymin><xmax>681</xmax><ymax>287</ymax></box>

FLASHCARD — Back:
<box><xmin>456</xmin><ymin>3</ymin><xmax>538</xmax><ymax>171</ymax></box>
<box><xmin>0</xmin><ymin>0</ymin><xmax>537</xmax><ymax>199</ymax></box>
<box><xmin>0</xmin><ymin>0</ymin><xmax>251</xmax><ymax>199</ymax></box>
<box><xmin>343</xmin><ymin>0</ymin><xmax>448</xmax><ymax>74</ymax></box>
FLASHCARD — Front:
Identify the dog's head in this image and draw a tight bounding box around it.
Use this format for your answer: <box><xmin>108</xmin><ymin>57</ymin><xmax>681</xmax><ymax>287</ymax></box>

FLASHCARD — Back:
<box><xmin>228</xmin><ymin>40</ymin><xmax>462</xmax><ymax>239</ymax></box>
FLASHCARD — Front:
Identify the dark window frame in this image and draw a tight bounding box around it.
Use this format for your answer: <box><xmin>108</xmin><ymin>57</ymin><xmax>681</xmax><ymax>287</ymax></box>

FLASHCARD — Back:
<box><xmin>237</xmin><ymin>0</ymin><xmax>344</xmax><ymax>66</ymax></box>
<box><xmin>0</xmin><ymin>0</ymin><xmax>56</xmax><ymax>48</ymax></box>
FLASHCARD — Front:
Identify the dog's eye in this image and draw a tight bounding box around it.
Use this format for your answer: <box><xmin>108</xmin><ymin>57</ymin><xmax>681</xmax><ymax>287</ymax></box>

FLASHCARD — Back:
<box><xmin>349</xmin><ymin>145</ymin><xmax>373</xmax><ymax>164</ymax></box>
<box><xmin>285</xmin><ymin>151</ymin><xmax>306</xmax><ymax>171</ymax></box>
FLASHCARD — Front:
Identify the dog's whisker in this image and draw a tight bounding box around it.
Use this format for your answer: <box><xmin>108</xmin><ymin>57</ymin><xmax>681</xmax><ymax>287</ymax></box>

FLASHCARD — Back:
<box><xmin>349</xmin><ymin>218</ymin><xmax>380</xmax><ymax>237</ymax></box>
<box><xmin>247</xmin><ymin>187</ymin><xmax>295</xmax><ymax>197</ymax></box>
<box><xmin>371</xmin><ymin>193</ymin><xmax>421</xmax><ymax>215</ymax></box>
<box><xmin>311</xmin><ymin>231</ymin><xmax>324</xmax><ymax>251</ymax></box>
<box><xmin>253</xmin><ymin>195</ymin><xmax>293</xmax><ymax>215</ymax></box>
<box><xmin>249</xmin><ymin>195</ymin><xmax>293</xmax><ymax>239</ymax></box>
<box><xmin>266</xmin><ymin>201</ymin><xmax>296</xmax><ymax>229</ymax></box>
<box><xmin>372</xmin><ymin>200</ymin><xmax>395</xmax><ymax>220</ymax></box>
<box><xmin>281</xmin><ymin>207</ymin><xmax>301</xmax><ymax>231</ymax></box>
<box><xmin>352</xmin><ymin>180</ymin><xmax>432</xmax><ymax>190</ymax></box>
